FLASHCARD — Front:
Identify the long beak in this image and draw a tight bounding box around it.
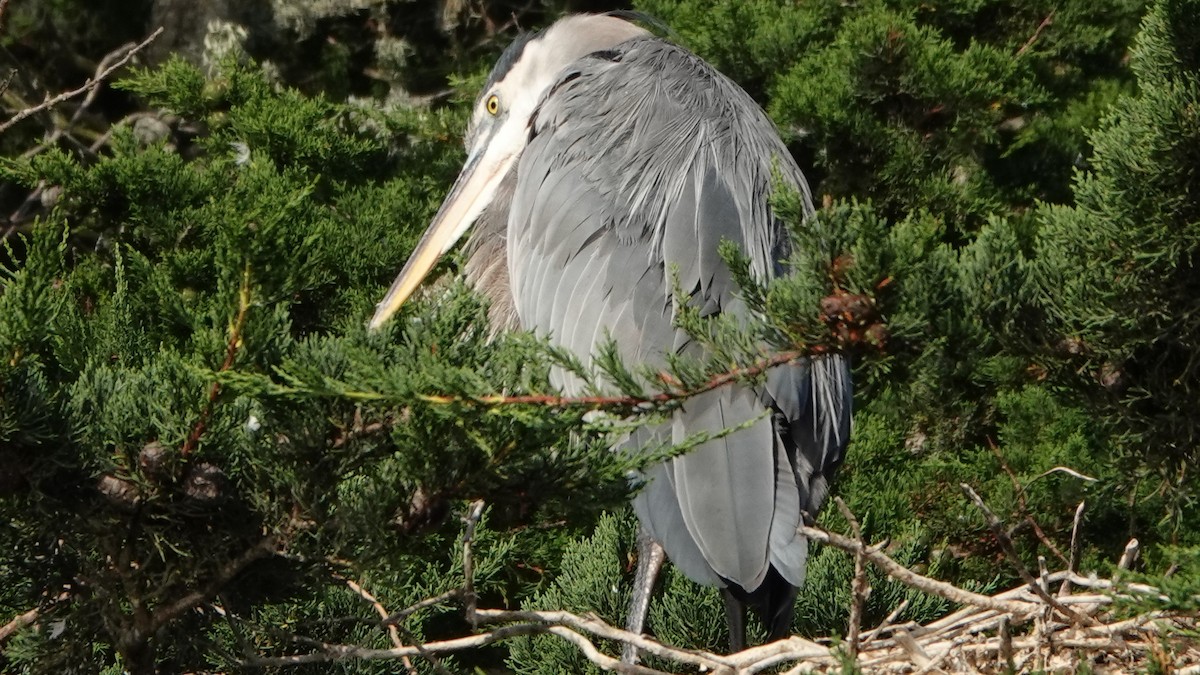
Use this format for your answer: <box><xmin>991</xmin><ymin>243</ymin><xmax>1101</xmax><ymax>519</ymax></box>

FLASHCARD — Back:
<box><xmin>370</xmin><ymin>139</ymin><xmax>519</xmax><ymax>330</ymax></box>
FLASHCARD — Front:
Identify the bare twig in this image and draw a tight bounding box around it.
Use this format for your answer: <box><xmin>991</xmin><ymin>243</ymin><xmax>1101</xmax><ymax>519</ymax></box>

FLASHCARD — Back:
<box><xmin>342</xmin><ymin>578</ymin><xmax>419</xmax><ymax>674</ymax></box>
<box><xmin>988</xmin><ymin>440</ymin><xmax>1068</xmax><ymax>565</ymax></box>
<box><xmin>0</xmin><ymin>27</ymin><xmax>164</xmax><ymax>135</ymax></box>
<box><xmin>242</xmin><ymin>623</ymin><xmax>545</xmax><ymax>667</ymax></box>
<box><xmin>960</xmin><ymin>484</ymin><xmax>1099</xmax><ymax>627</ymax></box>
<box><xmin>383</xmin><ymin>588</ymin><xmax>462</xmax><ymax>624</ymax></box>
<box><xmin>120</xmin><ymin>535</ymin><xmax>276</xmax><ymax>662</ymax></box>
<box><xmin>1060</xmin><ymin>500</ymin><xmax>1086</xmax><ymax>597</ymax></box>
<box><xmin>0</xmin><ymin>606</ymin><xmax>39</xmax><ymax>643</ymax></box>
<box><xmin>462</xmin><ymin>499</ymin><xmax>485</xmax><ymax>626</ymax></box>
<box><xmin>835</xmin><ymin>497</ymin><xmax>869</xmax><ymax>661</ymax></box>
<box><xmin>1117</xmin><ymin>538</ymin><xmax>1140</xmax><ymax>575</ymax></box>
<box><xmin>476</xmin><ymin>607</ymin><xmax>741</xmax><ymax>671</ymax></box>
<box><xmin>1015</xmin><ymin>11</ymin><xmax>1055</xmax><ymax>56</ymax></box>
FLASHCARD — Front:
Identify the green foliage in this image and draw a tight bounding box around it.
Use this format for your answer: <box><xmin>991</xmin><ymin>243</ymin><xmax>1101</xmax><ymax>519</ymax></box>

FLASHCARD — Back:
<box><xmin>0</xmin><ymin>58</ymin><xmax>645</xmax><ymax>672</ymax></box>
<box><xmin>1035</xmin><ymin>0</ymin><xmax>1200</xmax><ymax>542</ymax></box>
<box><xmin>641</xmin><ymin>0</ymin><xmax>1144</xmax><ymax>234</ymax></box>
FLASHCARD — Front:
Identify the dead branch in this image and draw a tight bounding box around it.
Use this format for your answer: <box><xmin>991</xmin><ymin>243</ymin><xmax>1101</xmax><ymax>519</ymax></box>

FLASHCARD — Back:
<box><xmin>0</xmin><ymin>27</ymin><xmax>164</xmax><ymax>135</ymax></box>
<box><xmin>835</xmin><ymin>497</ymin><xmax>869</xmax><ymax>661</ymax></box>
<box><xmin>0</xmin><ymin>606</ymin><xmax>39</xmax><ymax>643</ymax></box>
<box><xmin>960</xmin><ymin>483</ymin><xmax>1099</xmax><ymax>627</ymax></box>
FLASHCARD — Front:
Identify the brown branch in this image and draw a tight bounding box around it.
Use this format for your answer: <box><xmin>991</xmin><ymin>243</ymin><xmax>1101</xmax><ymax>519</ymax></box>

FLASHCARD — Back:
<box><xmin>181</xmin><ymin>263</ymin><xmax>252</xmax><ymax>457</ymax></box>
<box><xmin>383</xmin><ymin>588</ymin><xmax>462</xmax><ymax>624</ymax></box>
<box><xmin>960</xmin><ymin>484</ymin><xmax>1099</xmax><ymax>627</ymax></box>
<box><xmin>0</xmin><ymin>606</ymin><xmax>39</xmax><ymax>643</ymax></box>
<box><xmin>151</xmin><ymin>537</ymin><xmax>275</xmax><ymax>633</ymax></box>
<box><xmin>0</xmin><ymin>27</ymin><xmax>164</xmax><ymax>135</ymax></box>
<box><xmin>417</xmin><ymin>350</ymin><xmax>809</xmax><ymax>410</ymax></box>
<box><xmin>835</xmin><ymin>497</ymin><xmax>869</xmax><ymax>661</ymax></box>
<box><xmin>120</xmin><ymin>535</ymin><xmax>276</xmax><ymax>662</ymax></box>
<box><xmin>341</xmin><ymin>579</ymin><xmax>417</xmax><ymax>673</ymax></box>
<box><xmin>1015</xmin><ymin>11</ymin><xmax>1055</xmax><ymax>56</ymax></box>
<box><xmin>242</xmin><ymin>623</ymin><xmax>546</xmax><ymax>667</ymax></box>
<box><xmin>474</xmin><ymin>608</ymin><xmax>739</xmax><ymax>672</ymax></box>
<box><xmin>0</xmin><ymin>0</ymin><xmax>11</xmax><ymax>35</ymax></box>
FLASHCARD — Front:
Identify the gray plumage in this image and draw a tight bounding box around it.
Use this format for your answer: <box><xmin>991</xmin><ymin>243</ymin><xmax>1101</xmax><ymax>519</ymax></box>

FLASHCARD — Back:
<box><xmin>371</xmin><ymin>13</ymin><xmax>852</xmax><ymax>651</ymax></box>
<box><xmin>505</xmin><ymin>22</ymin><xmax>851</xmax><ymax>593</ymax></box>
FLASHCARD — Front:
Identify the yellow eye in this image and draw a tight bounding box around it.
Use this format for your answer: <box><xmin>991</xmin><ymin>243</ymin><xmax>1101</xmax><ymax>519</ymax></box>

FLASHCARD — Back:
<box><xmin>486</xmin><ymin>94</ymin><xmax>500</xmax><ymax>115</ymax></box>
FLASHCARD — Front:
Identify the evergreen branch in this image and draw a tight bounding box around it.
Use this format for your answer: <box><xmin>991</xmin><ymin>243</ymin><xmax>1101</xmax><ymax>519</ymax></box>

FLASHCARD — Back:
<box><xmin>417</xmin><ymin>349</ymin><xmax>808</xmax><ymax>409</ymax></box>
<box><xmin>474</xmin><ymin>607</ymin><xmax>742</xmax><ymax>672</ymax></box>
<box><xmin>382</xmin><ymin>588</ymin><xmax>463</xmax><ymax>624</ymax></box>
<box><xmin>120</xmin><ymin>536</ymin><xmax>277</xmax><ymax>662</ymax></box>
<box><xmin>960</xmin><ymin>484</ymin><xmax>1100</xmax><ymax>627</ymax></box>
<box><xmin>0</xmin><ymin>27</ymin><xmax>164</xmax><ymax>135</ymax></box>
<box><xmin>1015</xmin><ymin>11</ymin><xmax>1055</xmax><ymax>56</ymax></box>
<box><xmin>340</xmin><ymin>578</ymin><xmax>418</xmax><ymax>673</ymax></box>
<box><xmin>182</xmin><ymin>262</ymin><xmax>252</xmax><ymax>457</ymax></box>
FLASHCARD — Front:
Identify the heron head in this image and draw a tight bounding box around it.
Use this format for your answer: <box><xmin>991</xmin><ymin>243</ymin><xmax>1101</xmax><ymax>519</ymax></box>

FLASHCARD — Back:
<box><xmin>370</xmin><ymin>14</ymin><xmax>649</xmax><ymax>329</ymax></box>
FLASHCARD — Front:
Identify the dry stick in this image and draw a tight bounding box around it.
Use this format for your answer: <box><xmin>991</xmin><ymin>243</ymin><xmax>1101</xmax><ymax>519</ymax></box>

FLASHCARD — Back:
<box><xmin>998</xmin><ymin>615</ymin><xmax>1014</xmax><ymax>671</ymax></box>
<box><xmin>1059</xmin><ymin>501</ymin><xmax>1086</xmax><ymax>597</ymax></box>
<box><xmin>545</xmin><ymin>625</ymin><xmax>676</xmax><ymax>675</ymax></box>
<box><xmin>462</xmin><ymin>500</ymin><xmax>485</xmax><ymax>627</ymax></box>
<box><xmin>988</xmin><ymin>441</ymin><xmax>1068</xmax><ymax>566</ymax></box>
<box><xmin>1115</xmin><ymin>538</ymin><xmax>1140</xmax><ymax>581</ymax></box>
<box><xmin>959</xmin><ymin>484</ymin><xmax>1099</xmax><ymax>627</ymax></box>
<box><xmin>1015</xmin><ymin>11</ymin><xmax>1055</xmax><ymax>57</ymax></box>
<box><xmin>0</xmin><ymin>607</ymin><xmax>39</xmax><ymax>643</ymax></box>
<box><xmin>835</xmin><ymin>497</ymin><xmax>869</xmax><ymax>661</ymax></box>
<box><xmin>862</xmin><ymin>598</ymin><xmax>910</xmax><ymax>644</ymax></box>
<box><xmin>797</xmin><ymin>524</ymin><xmax>1031</xmax><ymax>617</ymax></box>
<box><xmin>893</xmin><ymin>628</ymin><xmax>932</xmax><ymax>667</ymax></box>
<box><xmin>0</xmin><ymin>27</ymin><xmax>164</xmax><ymax>135</ymax></box>
<box><xmin>736</xmin><ymin>636</ymin><xmax>835</xmax><ymax>674</ymax></box>
<box><xmin>122</xmin><ymin>536</ymin><xmax>276</xmax><ymax>656</ymax></box>
<box><xmin>341</xmin><ymin>578</ymin><xmax>420</xmax><ymax>675</ymax></box>
<box><xmin>475</xmin><ymin>608</ymin><xmax>737</xmax><ymax>672</ymax></box>
<box><xmin>0</xmin><ymin>0</ymin><xmax>11</xmax><ymax>34</ymax></box>
<box><xmin>242</xmin><ymin>623</ymin><xmax>545</xmax><ymax>667</ymax></box>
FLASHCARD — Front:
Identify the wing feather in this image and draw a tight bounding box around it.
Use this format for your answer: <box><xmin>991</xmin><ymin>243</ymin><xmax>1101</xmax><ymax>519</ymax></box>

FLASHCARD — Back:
<box><xmin>508</xmin><ymin>37</ymin><xmax>850</xmax><ymax>590</ymax></box>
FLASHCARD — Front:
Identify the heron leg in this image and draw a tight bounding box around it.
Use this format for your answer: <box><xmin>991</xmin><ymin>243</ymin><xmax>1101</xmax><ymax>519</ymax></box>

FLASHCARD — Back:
<box><xmin>722</xmin><ymin>588</ymin><xmax>748</xmax><ymax>653</ymax></box>
<box><xmin>621</xmin><ymin>529</ymin><xmax>665</xmax><ymax>664</ymax></box>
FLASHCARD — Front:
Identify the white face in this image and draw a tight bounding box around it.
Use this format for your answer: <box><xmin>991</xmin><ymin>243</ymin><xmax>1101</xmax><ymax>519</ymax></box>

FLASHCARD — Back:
<box><xmin>370</xmin><ymin>15</ymin><xmax>648</xmax><ymax>329</ymax></box>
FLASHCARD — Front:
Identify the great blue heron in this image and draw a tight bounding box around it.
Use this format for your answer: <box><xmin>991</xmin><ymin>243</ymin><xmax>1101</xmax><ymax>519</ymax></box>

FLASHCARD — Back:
<box><xmin>370</xmin><ymin>13</ymin><xmax>852</xmax><ymax>655</ymax></box>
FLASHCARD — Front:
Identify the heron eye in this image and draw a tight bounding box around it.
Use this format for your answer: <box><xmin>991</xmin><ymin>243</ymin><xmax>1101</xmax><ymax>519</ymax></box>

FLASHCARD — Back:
<box><xmin>485</xmin><ymin>94</ymin><xmax>500</xmax><ymax>115</ymax></box>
